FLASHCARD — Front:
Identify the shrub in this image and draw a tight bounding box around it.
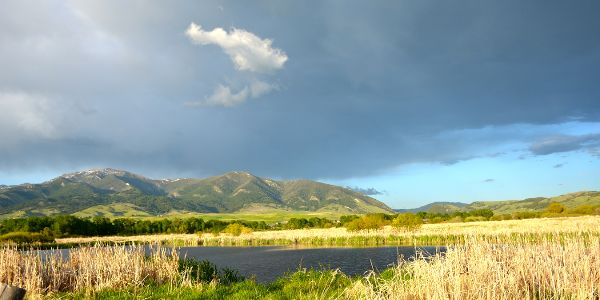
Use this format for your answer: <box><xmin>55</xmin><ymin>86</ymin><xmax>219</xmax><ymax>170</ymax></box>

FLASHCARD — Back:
<box><xmin>446</xmin><ymin>216</ymin><xmax>464</xmax><ymax>223</ymax></box>
<box><xmin>392</xmin><ymin>213</ymin><xmax>423</xmax><ymax>232</ymax></box>
<box><xmin>179</xmin><ymin>259</ymin><xmax>244</xmax><ymax>284</ymax></box>
<box><xmin>464</xmin><ymin>216</ymin><xmax>487</xmax><ymax>222</ymax></box>
<box><xmin>567</xmin><ymin>205</ymin><xmax>599</xmax><ymax>215</ymax></box>
<box><xmin>545</xmin><ymin>202</ymin><xmax>565</xmax><ymax>214</ymax></box>
<box><xmin>468</xmin><ymin>209</ymin><xmax>494</xmax><ymax>219</ymax></box>
<box><xmin>512</xmin><ymin>211</ymin><xmax>540</xmax><ymax>219</ymax></box>
<box><xmin>490</xmin><ymin>214</ymin><xmax>512</xmax><ymax>221</ymax></box>
<box><xmin>429</xmin><ymin>217</ymin><xmax>445</xmax><ymax>224</ymax></box>
<box><xmin>222</xmin><ymin>223</ymin><xmax>253</xmax><ymax>236</ymax></box>
<box><xmin>0</xmin><ymin>232</ymin><xmax>54</xmax><ymax>244</ymax></box>
<box><xmin>345</xmin><ymin>214</ymin><xmax>388</xmax><ymax>232</ymax></box>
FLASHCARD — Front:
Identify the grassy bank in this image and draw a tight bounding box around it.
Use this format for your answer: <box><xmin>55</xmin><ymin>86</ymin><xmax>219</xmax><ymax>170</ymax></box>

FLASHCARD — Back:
<box><xmin>2</xmin><ymin>230</ymin><xmax>598</xmax><ymax>299</ymax></box>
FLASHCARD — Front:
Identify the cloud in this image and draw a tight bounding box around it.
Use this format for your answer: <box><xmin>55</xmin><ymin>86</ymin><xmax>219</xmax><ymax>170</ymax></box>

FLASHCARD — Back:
<box><xmin>187</xmin><ymin>81</ymin><xmax>275</xmax><ymax>107</ymax></box>
<box><xmin>483</xmin><ymin>179</ymin><xmax>495</xmax><ymax>183</ymax></box>
<box><xmin>529</xmin><ymin>134</ymin><xmax>600</xmax><ymax>156</ymax></box>
<box><xmin>2</xmin><ymin>1</ymin><xmax>600</xmax><ymax>182</ymax></box>
<box><xmin>347</xmin><ymin>186</ymin><xmax>385</xmax><ymax>195</ymax></box>
<box><xmin>185</xmin><ymin>23</ymin><xmax>287</xmax><ymax>74</ymax></box>
<box><xmin>185</xmin><ymin>23</ymin><xmax>286</xmax><ymax>107</ymax></box>
<box><xmin>553</xmin><ymin>163</ymin><xmax>564</xmax><ymax>168</ymax></box>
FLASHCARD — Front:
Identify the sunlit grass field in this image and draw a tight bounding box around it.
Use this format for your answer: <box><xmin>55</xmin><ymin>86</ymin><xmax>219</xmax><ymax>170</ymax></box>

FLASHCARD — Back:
<box><xmin>56</xmin><ymin>215</ymin><xmax>600</xmax><ymax>247</ymax></box>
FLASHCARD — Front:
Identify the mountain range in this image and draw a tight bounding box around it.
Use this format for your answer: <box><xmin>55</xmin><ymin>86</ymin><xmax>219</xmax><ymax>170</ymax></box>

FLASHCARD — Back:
<box><xmin>1</xmin><ymin>168</ymin><xmax>598</xmax><ymax>219</ymax></box>
<box><xmin>0</xmin><ymin>168</ymin><xmax>393</xmax><ymax>218</ymax></box>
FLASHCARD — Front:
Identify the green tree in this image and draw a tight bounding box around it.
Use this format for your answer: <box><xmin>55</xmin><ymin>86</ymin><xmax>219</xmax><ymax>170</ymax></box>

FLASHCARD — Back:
<box><xmin>392</xmin><ymin>213</ymin><xmax>423</xmax><ymax>232</ymax></box>
<box><xmin>286</xmin><ymin>218</ymin><xmax>309</xmax><ymax>229</ymax></box>
<box><xmin>222</xmin><ymin>223</ymin><xmax>253</xmax><ymax>236</ymax></box>
<box><xmin>545</xmin><ymin>202</ymin><xmax>565</xmax><ymax>214</ymax></box>
<box><xmin>345</xmin><ymin>214</ymin><xmax>388</xmax><ymax>232</ymax></box>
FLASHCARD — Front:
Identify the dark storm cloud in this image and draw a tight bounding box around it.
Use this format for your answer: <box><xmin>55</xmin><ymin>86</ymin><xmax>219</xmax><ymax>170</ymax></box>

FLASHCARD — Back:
<box><xmin>1</xmin><ymin>0</ymin><xmax>600</xmax><ymax>180</ymax></box>
<box><xmin>529</xmin><ymin>134</ymin><xmax>600</xmax><ymax>156</ymax></box>
<box><xmin>347</xmin><ymin>186</ymin><xmax>385</xmax><ymax>196</ymax></box>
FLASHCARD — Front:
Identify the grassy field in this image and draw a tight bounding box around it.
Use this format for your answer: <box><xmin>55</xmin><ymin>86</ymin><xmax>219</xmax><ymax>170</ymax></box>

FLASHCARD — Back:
<box><xmin>71</xmin><ymin>207</ymin><xmax>344</xmax><ymax>223</ymax></box>
<box><xmin>73</xmin><ymin>203</ymin><xmax>153</xmax><ymax>218</ymax></box>
<box><xmin>2</xmin><ymin>216</ymin><xmax>599</xmax><ymax>299</ymax></box>
<box><xmin>56</xmin><ymin>215</ymin><xmax>600</xmax><ymax>247</ymax></box>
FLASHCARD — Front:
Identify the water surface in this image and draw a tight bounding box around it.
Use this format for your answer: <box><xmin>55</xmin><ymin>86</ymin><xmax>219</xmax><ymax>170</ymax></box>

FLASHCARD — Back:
<box><xmin>178</xmin><ymin>246</ymin><xmax>444</xmax><ymax>282</ymax></box>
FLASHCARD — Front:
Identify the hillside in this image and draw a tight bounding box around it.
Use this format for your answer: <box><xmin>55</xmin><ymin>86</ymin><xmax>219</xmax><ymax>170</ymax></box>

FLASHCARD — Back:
<box><xmin>398</xmin><ymin>191</ymin><xmax>600</xmax><ymax>214</ymax></box>
<box><xmin>467</xmin><ymin>191</ymin><xmax>600</xmax><ymax>214</ymax></box>
<box><xmin>394</xmin><ymin>202</ymin><xmax>468</xmax><ymax>214</ymax></box>
<box><xmin>0</xmin><ymin>169</ymin><xmax>393</xmax><ymax>217</ymax></box>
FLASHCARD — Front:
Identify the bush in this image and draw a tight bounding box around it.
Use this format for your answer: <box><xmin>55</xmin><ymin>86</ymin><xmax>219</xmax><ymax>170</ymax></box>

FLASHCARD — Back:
<box><xmin>222</xmin><ymin>223</ymin><xmax>253</xmax><ymax>236</ymax></box>
<box><xmin>446</xmin><ymin>216</ymin><xmax>464</xmax><ymax>223</ymax></box>
<box><xmin>429</xmin><ymin>217</ymin><xmax>445</xmax><ymax>224</ymax></box>
<box><xmin>345</xmin><ymin>214</ymin><xmax>388</xmax><ymax>232</ymax></box>
<box><xmin>566</xmin><ymin>205</ymin><xmax>599</xmax><ymax>215</ymax></box>
<box><xmin>468</xmin><ymin>209</ymin><xmax>494</xmax><ymax>219</ymax></box>
<box><xmin>392</xmin><ymin>213</ymin><xmax>423</xmax><ymax>232</ymax></box>
<box><xmin>0</xmin><ymin>232</ymin><xmax>54</xmax><ymax>244</ymax></box>
<box><xmin>179</xmin><ymin>259</ymin><xmax>244</xmax><ymax>284</ymax></box>
<box><xmin>490</xmin><ymin>214</ymin><xmax>513</xmax><ymax>221</ymax></box>
<box><xmin>545</xmin><ymin>202</ymin><xmax>565</xmax><ymax>214</ymax></box>
<box><xmin>512</xmin><ymin>211</ymin><xmax>540</xmax><ymax>219</ymax></box>
<box><xmin>464</xmin><ymin>216</ymin><xmax>487</xmax><ymax>222</ymax></box>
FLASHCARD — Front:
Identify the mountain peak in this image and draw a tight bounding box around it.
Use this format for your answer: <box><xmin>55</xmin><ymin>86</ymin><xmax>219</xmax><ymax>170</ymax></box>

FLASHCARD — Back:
<box><xmin>224</xmin><ymin>171</ymin><xmax>254</xmax><ymax>177</ymax></box>
<box><xmin>220</xmin><ymin>171</ymin><xmax>261</xmax><ymax>181</ymax></box>
<box><xmin>60</xmin><ymin>168</ymin><xmax>134</xmax><ymax>180</ymax></box>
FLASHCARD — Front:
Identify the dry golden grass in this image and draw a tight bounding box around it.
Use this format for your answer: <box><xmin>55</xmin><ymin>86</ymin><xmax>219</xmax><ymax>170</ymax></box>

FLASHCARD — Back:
<box><xmin>346</xmin><ymin>233</ymin><xmax>600</xmax><ymax>299</ymax></box>
<box><xmin>56</xmin><ymin>233</ymin><xmax>200</xmax><ymax>246</ymax></box>
<box><xmin>0</xmin><ymin>244</ymin><xmax>185</xmax><ymax>298</ymax></box>
<box><xmin>217</xmin><ymin>215</ymin><xmax>599</xmax><ymax>241</ymax></box>
<box><xmin>55</xmin><ymin>216</ymin><xmax>600</xmax><ymax>246</ymax></box>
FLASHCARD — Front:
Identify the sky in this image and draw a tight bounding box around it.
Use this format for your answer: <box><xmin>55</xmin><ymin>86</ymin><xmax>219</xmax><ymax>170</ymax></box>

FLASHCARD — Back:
<box><xmin>1</xmin><ymin>1</ymin><xmax>599</xmax><ymax>208</ymax></box>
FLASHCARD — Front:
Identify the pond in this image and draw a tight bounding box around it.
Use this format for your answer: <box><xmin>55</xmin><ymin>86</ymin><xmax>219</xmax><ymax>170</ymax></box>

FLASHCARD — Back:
<box><xmin>178</xmin><ymin>246</ymin><xmax>444</xmax><ymax>282</ymax></box>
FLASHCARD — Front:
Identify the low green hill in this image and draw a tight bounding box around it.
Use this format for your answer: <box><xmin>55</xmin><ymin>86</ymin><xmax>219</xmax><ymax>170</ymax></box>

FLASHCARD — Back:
<box><xmin>397</xmin><ymin>191</ymin><xmax>600</xmax><ymax>214</ymax></box>
<box><xmin>395</xmin><ymin>202</ymin><xmax>468</xmax><ymax>214</ymax></box>
<box><xmin>467</xmin><ymin>191</ymin><xmax>600</xmax><ymax>214</ymax></box>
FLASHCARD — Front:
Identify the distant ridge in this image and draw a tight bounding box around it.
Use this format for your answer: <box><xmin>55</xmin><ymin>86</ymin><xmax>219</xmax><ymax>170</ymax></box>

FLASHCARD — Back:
<box><xmin>0</xmin><ymin>168</ymin><xmax>393</xmax><ymax>217</ymax></box>
<box><xmin>394</xmin><ymin>202</ymin><xmax>469</xmax><ymax>214</ymax></box>
<box><xmin>394</xmin><ymin>191</ymin><xmax>600</xmax><ymax>214</ymax></box>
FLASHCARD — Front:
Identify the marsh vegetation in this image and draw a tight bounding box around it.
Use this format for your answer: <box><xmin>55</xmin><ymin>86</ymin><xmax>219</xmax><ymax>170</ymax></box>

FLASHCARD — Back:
<box><xmin>1</xmin><ymin>218</ymin><xmax>598</xmax><ymax>299</ymax></box>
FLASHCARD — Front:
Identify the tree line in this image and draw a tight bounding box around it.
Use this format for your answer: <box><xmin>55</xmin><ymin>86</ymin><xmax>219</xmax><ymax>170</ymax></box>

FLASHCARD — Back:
<box><xmin>0</xmin><ymin>216</ymin><xmax>269</xmax><ymax>239</ymax></box>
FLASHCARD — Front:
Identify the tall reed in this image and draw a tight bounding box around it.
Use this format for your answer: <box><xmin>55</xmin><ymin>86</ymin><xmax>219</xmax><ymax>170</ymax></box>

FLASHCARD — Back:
<box><xmin>0</xmin><ymin>244</ymin><xmax>183</xmax><ymax>297</ymax></box>
<box><xmin>346</xmin><ymin>233</ymin><xmax>600</xmax><ymax>299</ymax></box>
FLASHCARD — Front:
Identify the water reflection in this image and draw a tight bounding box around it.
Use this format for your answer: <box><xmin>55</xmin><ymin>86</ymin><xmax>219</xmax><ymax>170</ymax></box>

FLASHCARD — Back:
<box><xmin>178</xmin><ymin>246</ymin><xmax>445</xmax><ymax>282</ymax></box>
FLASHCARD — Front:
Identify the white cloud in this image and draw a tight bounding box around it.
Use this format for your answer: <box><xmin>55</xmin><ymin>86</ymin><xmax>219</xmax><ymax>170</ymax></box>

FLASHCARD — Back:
<box><xmin>185</xmin><ymin>23</ymin><xmax>287</xmax><ymax>74</ymax></box>
<box><xmin>205</xmin><ymin>85</ymin><xmax>249</xmax><ymax>107</ymax></box>
<box><xmin>187</xmin><ymin>81</ymin><xmax>275</xmax><ymax>107</ymax></box>
<box><xmin>249</xmin><ymin>80</ymin><xmax>274</xmax><ymax>97</ymax></box>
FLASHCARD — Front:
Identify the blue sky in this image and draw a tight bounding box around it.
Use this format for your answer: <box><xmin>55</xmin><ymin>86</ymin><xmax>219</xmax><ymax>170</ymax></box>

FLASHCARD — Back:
<box><xmin>1</xmin><ymin>1</ymin><xmax>599</xmax><ymax>208</ymax></box>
